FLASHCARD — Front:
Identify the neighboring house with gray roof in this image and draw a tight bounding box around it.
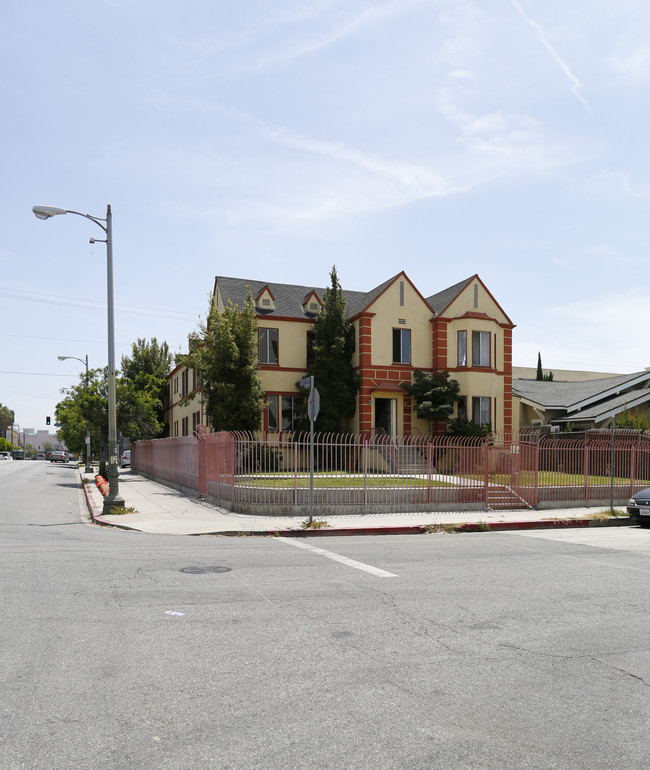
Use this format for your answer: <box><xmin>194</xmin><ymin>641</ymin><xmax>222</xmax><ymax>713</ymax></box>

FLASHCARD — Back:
<box><xmin>202</xmin><ymin>271</ymin><xmax>515</xmax><ymax>437</ymax></box>
<box><xmin>513</xmin><ymin>370</ymin><xmax>650</xmax><ymax>430</ymax></box>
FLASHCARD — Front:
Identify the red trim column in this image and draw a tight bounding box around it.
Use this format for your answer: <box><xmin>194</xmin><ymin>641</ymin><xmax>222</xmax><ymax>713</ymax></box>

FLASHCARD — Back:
<box><xmin>432</xmin><ymin>317</ymin><xmax>449</xmax><ymax>371</ymax></box>
<box><xmin>503</xmin><ymin>326</ymin><xmax>513</xmax><ymax>432</ymax></box>
<box><xmin>357</xmin><ymin>315</ymin><xmax>373</xmax><ymax>434</ymax></box>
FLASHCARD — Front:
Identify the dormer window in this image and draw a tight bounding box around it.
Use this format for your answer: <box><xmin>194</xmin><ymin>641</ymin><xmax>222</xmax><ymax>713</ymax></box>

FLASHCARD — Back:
<box><xmin>255</xmin><ymin>285</ymin><xmax>275</xmax><ymax>312</ymax></box>
<box><xmin>302</xmin><ymin>290</ymin><xmax>321</xmax><ymax>316</ymax></box>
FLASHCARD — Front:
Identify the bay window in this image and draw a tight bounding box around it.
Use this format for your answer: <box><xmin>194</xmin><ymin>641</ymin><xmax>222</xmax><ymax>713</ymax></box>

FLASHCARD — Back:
<box><xmin>472</xmin><ymin>397</ymin><xmax>491</xmax><ymax>425</ymax></box>
<box><xmin>458</xmin><ymin>331</ymin><xmax>467</xmax><ymax>367</ymax></box>
<box><xmin>472</xmin><ymin>331</ymin><xmax>490</xmax><ymax>367</ymax></box>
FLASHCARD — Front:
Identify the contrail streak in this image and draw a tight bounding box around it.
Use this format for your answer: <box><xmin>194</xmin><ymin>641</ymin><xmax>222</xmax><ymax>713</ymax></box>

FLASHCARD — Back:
<box><xmin>509</xmin><ymin>0</ymin><xmax>591</xmax><ymax>112</ymax></box>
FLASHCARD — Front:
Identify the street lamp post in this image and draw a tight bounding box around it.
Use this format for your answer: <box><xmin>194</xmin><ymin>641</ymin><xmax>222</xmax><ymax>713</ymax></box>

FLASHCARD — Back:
<box><xmin>58</xmin><ymin>354</ymin><xmax>94</xmax><ymax>474</ymax></box>
<box><xmin>33</xmin><ymin>204</ymin><xmax>124</xmax><ymax>513</ymax></box>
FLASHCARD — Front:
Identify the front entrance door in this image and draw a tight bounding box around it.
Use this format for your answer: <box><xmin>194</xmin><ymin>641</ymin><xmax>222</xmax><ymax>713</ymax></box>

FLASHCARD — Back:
<box><xmin>375</xmin><ymin>398</ymin><xmax>396</xmax><ymax>437</ymax></box>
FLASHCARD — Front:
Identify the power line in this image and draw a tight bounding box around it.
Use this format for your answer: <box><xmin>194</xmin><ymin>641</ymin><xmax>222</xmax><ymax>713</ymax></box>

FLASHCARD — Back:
<box><xmin>0</xmin><ymin>287</ymin><xmax>199</xmax><ymax>321</ymax></box>
<box><xmin>0</xmin><ymin>371</ymin><xmax>78</xmax><ymax>377</ymax></box>
<box><xmin>0</xmin><ymin>332</ymin><xmax>130</xmax><ymax>347</ymax></box>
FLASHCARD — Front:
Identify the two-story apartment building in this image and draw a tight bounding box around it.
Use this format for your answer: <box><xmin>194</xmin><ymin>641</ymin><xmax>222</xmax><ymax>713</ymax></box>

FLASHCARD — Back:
<box><xmin>204</xmin><ymin>272</ymin><xmax>514</xmax><ymax>437</ymax></box>
<box><xmin>165</xmin><ymin>361</ymin><xmax>205</xmax><ymax>438</ymax></box>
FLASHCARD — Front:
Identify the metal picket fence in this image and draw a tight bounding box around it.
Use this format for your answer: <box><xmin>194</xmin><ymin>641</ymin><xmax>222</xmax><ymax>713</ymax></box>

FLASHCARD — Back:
<box><xmin>132</xmin><ymin>428</ymin><xmax>650</xmax><ymax>513</ymax></box>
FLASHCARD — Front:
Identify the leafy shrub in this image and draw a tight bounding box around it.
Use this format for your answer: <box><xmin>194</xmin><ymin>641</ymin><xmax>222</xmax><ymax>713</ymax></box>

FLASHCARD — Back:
<box><xmin>243</xmin><ymin>444</ymin><xmax>283</xmax><ymax>472</ymax></box>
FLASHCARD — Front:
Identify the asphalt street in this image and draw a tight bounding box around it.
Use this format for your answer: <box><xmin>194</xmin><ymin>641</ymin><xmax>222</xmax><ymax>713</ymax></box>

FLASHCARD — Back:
<box><xmin>2</xmin><ymin>460</ymin><xmax>650</xmax><ymax>769</ymax></box>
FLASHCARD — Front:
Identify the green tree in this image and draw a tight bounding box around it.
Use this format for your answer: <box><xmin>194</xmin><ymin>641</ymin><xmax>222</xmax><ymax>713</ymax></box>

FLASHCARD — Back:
<box><xmin>401</xmin><ymin>370</ymin><xmax>460</xmax><ymax>433</ymax></box>
<box><xmin>181</xmin><ymin>291</ymin><xmax>265</xmax><ymax>432</ymax></box>
<box><xmin>55</xmin><ymin>356</ymin><xmax>168</xmax><ymax>457</ymax></box>
<box><xmin>120</xmin><ymin>337</ymin><xmax>173</xmax><ymax>439</ymax></box>
<box><xmin>536</xmin><ymin>352</ymin><xmax>554</xmax><ymax>381</ymax></box>
<box><xmin>0</xmin><ymin>437</ymin><xmax>17</xmax><ymax>452</ymax></box>
<box><xmin>0</xmin><ymin>403</ymin><xmax>14</xmax><ymax>438</ymax></box>
<box><xmin>55</xmin><ymin>369</ymin><xmax>107</xmax><ymax>457</ymax></box>
<box><xmin>615</xmin><ymin>408</ymin><xmax>650</xmax><ymax>431</ymax></box>
<box><xmin>303</xmin><ymin>266</ymin><xmax>360</xmax><ymax>433</ymax></box>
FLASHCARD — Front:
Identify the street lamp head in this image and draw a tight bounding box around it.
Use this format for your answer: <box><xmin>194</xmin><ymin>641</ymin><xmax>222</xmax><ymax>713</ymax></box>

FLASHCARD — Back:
<box><xmin>32</xmin><ymin>205</ymin><xmax>67</xmax><ymax>220</ymax></box>
<box><xmin>58</xmin><ymin>356</ymin><xmax>69</xmax><ymax>361</ymax></box>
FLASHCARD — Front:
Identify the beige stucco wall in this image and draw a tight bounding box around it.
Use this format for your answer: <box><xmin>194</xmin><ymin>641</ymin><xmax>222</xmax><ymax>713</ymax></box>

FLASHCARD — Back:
<box><xmin>367</xmin><ymin>278</ymin><xmax>433</xmax><ymax>369</ymax></box>
<box><xmin>446</xmin><ymin>280</ymin><xmax>509</xmax><ymax>322</ymax></box>
<box><xmin>512</xmin><ymin>366</ymin><xmax>623</xmax><ymax>381</ymax></box>
<box><xmin>442</xmin><ymin>280</ymin><xmax>511</xmax><ymax>432</ymax></box>
<box><xmin>166</xmin><ymin>364</ymin><xmax>205</xmax><ymax>436</ymax></box>
<box><xmin>256</xmin><ymin>318</ymin><xmax>313</xmax><ymax>394</ymax></box>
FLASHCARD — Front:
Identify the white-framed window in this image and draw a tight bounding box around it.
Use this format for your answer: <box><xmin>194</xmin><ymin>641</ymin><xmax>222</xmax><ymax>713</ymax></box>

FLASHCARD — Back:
<box><xmin>472</xmin><ymin>397</ymin><xmax>490</xmax><ymax>425</ymax></box>
<box><xmin>392</xmin><ymin>328</ymin><xmax>411</xmax><ymax>364</ymax></box>
<box><xmin>258</xmin><ymin>328</ymin><xmax>279</xmax><ymax>365</ymax></box>
<box><xmin>457</xmin><ymin>331</ymin><xmax>467</xmax><ymax>367</ymax></box>
<box><xmin>472</xmin><ymin>331</ymin><xmax>490</xmax><ymax>367</ymax></box>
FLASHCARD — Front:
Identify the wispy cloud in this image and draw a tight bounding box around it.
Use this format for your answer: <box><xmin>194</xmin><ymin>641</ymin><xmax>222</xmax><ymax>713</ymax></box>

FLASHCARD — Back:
<box><xmin>509</xmin><ymin>0</ymin><xmax>591</xmax><ymax>112</ymax></box>
<box><xmin>224</xmin><ymin>132</ymin><xmax>461</xmax><ymax>230</ymax></box>
<box><xmin>265</xmin><ymin>128</ymin><xmax>449</xmax><ymax>195</ymax></box>
<box><xmin>252</xmin><ymin>0</ymin><xmax>425</xmax><ymax>70</ymax></box>
<box><xmin>595</xmin><ymin>171</ymin><xmax>650</xmax><ymax>199</ymax></box>
<box><xmin>608</xmin><ymin>46</ymin><xmax>650</xmax><ymax>82</ymax></box>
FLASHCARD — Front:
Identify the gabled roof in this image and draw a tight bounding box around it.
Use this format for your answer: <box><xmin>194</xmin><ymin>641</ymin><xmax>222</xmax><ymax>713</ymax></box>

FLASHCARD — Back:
<box><xmin>214</xmin><ymin>274</ymin><xmax>415</xmax><ymax>320</ymax></box>
<box><xmin>426</xmin><ymin>276</ymin><xmax>474</xmax><ymax>316</ymax></box>
<box><xmin>214</xmin><ymin>276</ymin><xmax>359</xmax><ymax>320</ymax></box>
<box><xmin>513</xmin><ymin>371</ymin><xmax>650</xmax><ymax>424</ymax></box>
<box><xmin>213</xmin><ymin>272</ymin><xmax>502</xmax><ymax>322</ymax></box>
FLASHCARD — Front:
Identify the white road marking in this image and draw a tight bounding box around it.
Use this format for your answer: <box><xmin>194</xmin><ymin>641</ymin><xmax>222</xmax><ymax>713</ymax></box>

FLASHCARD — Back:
<box><xmin>516</xmin><ymin>527</ymin><xmax>650</xmax><ymax>554</ymax></box>
<box><xmin>276</xmin><ymin>537</ymin><xmax>398</xmax><ymax>578</ymax></box>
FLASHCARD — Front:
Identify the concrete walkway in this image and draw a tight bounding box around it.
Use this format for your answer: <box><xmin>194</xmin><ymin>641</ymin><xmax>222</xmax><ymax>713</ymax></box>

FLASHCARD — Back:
<box><xmin>80</xmin><ymin>467</ymin><xmax>634</xmax><ymax>536</ymax></box>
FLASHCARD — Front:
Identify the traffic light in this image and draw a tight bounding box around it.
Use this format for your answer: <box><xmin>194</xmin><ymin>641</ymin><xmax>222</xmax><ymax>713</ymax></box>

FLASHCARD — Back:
<box><xmin>46</xmin><ymin>416</ymin><xmax>51</xmax><ymax>425</ymax></box>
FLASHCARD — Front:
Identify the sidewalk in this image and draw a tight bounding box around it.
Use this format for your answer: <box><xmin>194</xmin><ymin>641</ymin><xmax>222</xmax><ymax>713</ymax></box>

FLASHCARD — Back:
<box><xmin>80</xmin><ymin>467</ymin><xmax>635</xmax><ymax>537</ymax></box>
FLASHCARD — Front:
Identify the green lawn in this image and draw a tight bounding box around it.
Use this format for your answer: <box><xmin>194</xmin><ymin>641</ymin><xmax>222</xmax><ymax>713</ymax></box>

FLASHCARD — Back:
<box><xmin>235</xmin><ymin>469</ymin><xmax>650</xmax><ymax>490</ymax></box>
<box><xmin>488</xmin><ymin>470</ymin><xmax>650</xmax><ymax>486</ymax></box>
<box><xmin>238</xmin><ymin>473</ymin><xmax>451</xmax><ymax>489</ymax></box>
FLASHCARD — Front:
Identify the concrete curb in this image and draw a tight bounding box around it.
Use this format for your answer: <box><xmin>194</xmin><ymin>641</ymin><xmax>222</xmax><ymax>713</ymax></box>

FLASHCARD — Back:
<box><xmin>77</xmin><ymin>470</ymin><xmax>635</xmax><ymax>536</ymax></box>
<box><xmin>254</xmin><ymin>516</ymin><xmax>635</xmax><ymax>537</ymax></box>
<box><xmin>98</xmin><ymin>516</ymin><xmax>635</xmax><ymax>538</ymax></box>
<box><xmin>81</xmin><ymin>474</ymin><xmax>103</xmax><ymax>522</ymax></box>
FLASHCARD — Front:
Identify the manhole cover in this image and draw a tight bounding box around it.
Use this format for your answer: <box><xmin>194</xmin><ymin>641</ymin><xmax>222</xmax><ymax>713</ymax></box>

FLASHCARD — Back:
<box><xmin>180</xmin><ymin>566</ymin><xmax>231</xmax><ymax>574</ymax></box>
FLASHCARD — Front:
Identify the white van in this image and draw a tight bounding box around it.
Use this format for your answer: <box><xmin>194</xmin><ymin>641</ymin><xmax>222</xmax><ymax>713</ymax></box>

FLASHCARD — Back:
<box><xmin>0</xmin><ymin>451</ymin><xmax>12</xmax><ymax>461</ymax></box>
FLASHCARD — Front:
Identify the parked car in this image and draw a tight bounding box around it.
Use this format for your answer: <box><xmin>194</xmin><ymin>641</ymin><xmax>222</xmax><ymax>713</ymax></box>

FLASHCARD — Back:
<box><xmin>121</xmin><ymin>450</ymin><xmax>131</xmax><ymax>467</ymax></box>
<box><xmin>627</xmin><ymin>487</ymin><xmax>650</xmax><ymax>527</ymax></box>
<box><xmin>0</xmin><ymin>451</ymin><xmax>12</xmax><ymax>461</ymax></box>
<box><xmin>50</xmin><ymin>450</ymin><xmax>68</xmax><ymax>463</ymax></box>
<box><xmin>36</xmin><ymin>452</ymin><xmax>46</xmax><ymax>460</ymax></box>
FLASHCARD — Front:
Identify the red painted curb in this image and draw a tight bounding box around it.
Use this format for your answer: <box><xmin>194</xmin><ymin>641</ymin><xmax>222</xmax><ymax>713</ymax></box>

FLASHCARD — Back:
<box><xmin>264</xmin><ymin>517</ymin><xmax>633</xmax><ymax>537</ymax></box>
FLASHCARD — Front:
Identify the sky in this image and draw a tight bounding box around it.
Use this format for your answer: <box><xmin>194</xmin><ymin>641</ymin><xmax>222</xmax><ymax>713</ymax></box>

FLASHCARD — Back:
<box><xmin>2</xmin><ymin>0</ymin><xmax>650</xmax><ymax>432</ymax></box>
